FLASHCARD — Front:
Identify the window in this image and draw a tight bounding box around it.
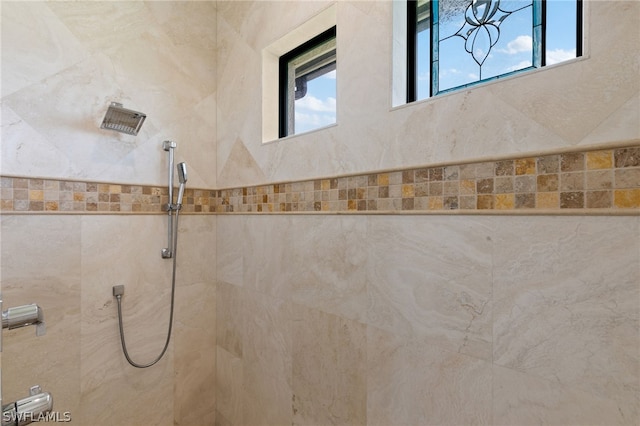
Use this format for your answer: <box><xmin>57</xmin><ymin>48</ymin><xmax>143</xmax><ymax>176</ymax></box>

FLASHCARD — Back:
<box><xmin>279</xmin><ymin>27</ymin><xmax>336</xmax><ymax>138</ymax></box>
<box><xmin>406</xmin><ymin>0</ymin><xmax>583</xmax><ymax>102</ymax></box>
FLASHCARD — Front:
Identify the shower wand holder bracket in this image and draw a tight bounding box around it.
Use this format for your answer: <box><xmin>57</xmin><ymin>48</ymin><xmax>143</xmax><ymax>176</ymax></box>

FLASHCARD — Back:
<box><xmin>164</xmin><ymin>203</ymin><xmax>182</xmax><ymax>212</ymax></box>
<box><xmin>161</xmin><ymin>248</ymin><xmax>173</xmax><ymax>259</ymax></box>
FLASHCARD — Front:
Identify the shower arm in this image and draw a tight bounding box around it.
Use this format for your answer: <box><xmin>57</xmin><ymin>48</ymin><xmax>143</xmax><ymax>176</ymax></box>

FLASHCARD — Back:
<box><xmin>162</xmin><ymin>141</ymin><xmax>177</xmax><ymax>259</ymax></box>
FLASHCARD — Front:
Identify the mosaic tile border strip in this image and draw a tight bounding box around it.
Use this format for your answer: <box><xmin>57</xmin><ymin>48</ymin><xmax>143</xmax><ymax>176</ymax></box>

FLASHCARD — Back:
<box><xmin>1</xmin><ymin>145</ymin><xmax>639</xmax><ymax>214</ymax></box>
<box><xmin>0</xmin><ymin>180</ymin><xmax>216</xmax><ymax>213</ymax></box>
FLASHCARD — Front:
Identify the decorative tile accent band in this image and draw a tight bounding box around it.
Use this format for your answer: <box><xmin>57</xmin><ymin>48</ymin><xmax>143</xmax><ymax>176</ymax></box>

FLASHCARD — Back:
<box><xmin>0</xmin><ymin>180</ymin><xmax>217</xmax><ymax>213</ymax></box>
<box><xmin>2</xmin><ymin>145</ymin><xmax>639</xmax><ymax>214</ymax></box>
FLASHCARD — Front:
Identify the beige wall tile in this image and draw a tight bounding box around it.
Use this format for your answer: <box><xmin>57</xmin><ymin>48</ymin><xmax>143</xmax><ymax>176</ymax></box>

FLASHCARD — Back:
<box><xmin>216</xmin><ymin>282</ymin><xmax>245</xmax><ymax>358</ymax></box>
<box><xmin>216</xmin><ymin>216</ymin><xmax>245</xmax><ymax>286</ymax></box>
<box><xmin>366</xmin><ymin>216</ymin><xmax>493</xmax><ymax>360</ymax></box>
<box><xmin>287</xmin><ymin>216</ymin><xmax>368</xmax><ymax>322</ymax></box>
<box><xmin>242</xmin><ymin>215</ymin><xmax>296</xmax><ymax>298</ymax></box>
<box><xmin>0</xmin><ymin>215</ymin><xmax>82</xmax><ymax>417</ymax></box>
<box><xmin>174</xmin><ymin>281</ymin><xmax>216</xmax><ymax>426</ymax></box>
<box><xmin>216</xmin><ymin>346</ymin><xmax>243</xmax><ymax>425</ymax></box>
<box><xmin>367</xmin><ymin>327</ymin><xmax>492</xmax><ymax>425</ymax></box>
<box><xmin>493</xmin><ymin>217</ymin><xmax>639</xmax><ymax>408</ymax></box>
<box><xmin>292</xmin><ymin>305</ymin><xmax>367</xmax><ymax>426</ymax></box>
<box><xmin>242</xmin><ymin>292</ymin><xmax>292</xmax><ymax>385</ymax></box>
<box><xmin>494</xmin><ymin>365</ymin><xmax>634</xmax><ymax>425</ymax></box>
<box><xmin>242</xmin><ymin>363</ymin><xmax>292</xmax><ymax>426</ymax></box>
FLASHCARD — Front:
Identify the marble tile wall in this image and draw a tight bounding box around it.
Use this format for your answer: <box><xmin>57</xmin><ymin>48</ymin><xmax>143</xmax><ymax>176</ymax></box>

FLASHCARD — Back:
<box><xmin>215</xmin><ymin>1</ymin><xmax>639</xmax><ymax>189</ymax></box>
<box><xmin>1</xmin><ymin>1</ymin><xmax>216</xmax><ymax>189</ymax></box>
<box><xmin>0</xmin><ymin>214</ymin><xmax>216</xmax><ymax>426</ymax></box>
<box><xmin>1</xmin><ymin>2</ymin><xmax>217</xmax><ymax>425</ymax></box>
<box><xmin>216</xmin><ymin>214</ymin><xmax>640</xmax><ymax>425</ymax></box>
<box><xmin>3</xmin><ymin>2</ymin><xmax>639</xmax><ymax>426</ymax></box>
<box><xmin>210</xmin><ymin>7</ymin><xmax>638</xmax><ymax>425</ymax></box>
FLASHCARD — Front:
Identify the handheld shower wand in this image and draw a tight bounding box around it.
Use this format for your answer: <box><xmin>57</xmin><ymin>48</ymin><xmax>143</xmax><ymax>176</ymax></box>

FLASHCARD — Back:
<box><xmin>176</xmin><ymin>162</ymin><xmax>188</xmax><ymax>207</ymax></box>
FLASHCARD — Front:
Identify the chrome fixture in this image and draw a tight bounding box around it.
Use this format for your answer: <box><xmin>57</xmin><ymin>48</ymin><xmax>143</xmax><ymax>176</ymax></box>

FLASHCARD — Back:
<box><xmin>113</xmin><ymin>141</ymin><xmax>188</xmax><ymax>368</ymax></box>
<box><xmin>2</xmin><ymin>304</ymin><xmax>45</xmax><ymax>337</ymax></box>
<box><xmin>0</xmin><ymin>302</ymin><xmax>49</xmax><ymax>423</ymax></box>
<box><xmin>1</xmin><ymin>385</ymin><xmax>53</xmax><ymax>426</ymax></box>
<box><xmin>161</xmin><ymin>142</ymin><xmax>188</xmax><ymax>259</ymax></box>
<box><xmin>100</xmin><ymin>102</ymin><xmax>146</xmax><ymax>136</ymax></box>
<box><xmin>162</xmin><ymin>141</ymin><xmax>176</xmax><ymax>259</ymax></box>
<box><xmin>176</xmin><ymin>162</ymin><xmax>188</xmax><ymax>207</ymax></box>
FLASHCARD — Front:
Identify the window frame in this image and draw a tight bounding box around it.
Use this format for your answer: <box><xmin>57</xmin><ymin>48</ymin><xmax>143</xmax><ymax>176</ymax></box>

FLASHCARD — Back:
<box><xmin>278</xmin><ymin>26</ymin><xmax>337</xmax><ymax>138</ymax></box>
<box><xmin>405</xmin><ymin>0</ymin><xmax>583</xmax><ymax>103</ymax></box>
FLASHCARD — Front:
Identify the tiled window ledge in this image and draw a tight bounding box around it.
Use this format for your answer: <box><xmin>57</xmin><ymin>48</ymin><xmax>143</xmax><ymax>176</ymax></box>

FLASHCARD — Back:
<box><xmin>2</xmin><ymin>145</ymin><xmax>639</xmax><ymax>216</ymax></box>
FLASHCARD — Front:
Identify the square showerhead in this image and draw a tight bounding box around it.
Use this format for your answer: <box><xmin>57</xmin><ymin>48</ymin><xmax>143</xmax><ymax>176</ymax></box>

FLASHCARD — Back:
<box><xmin>100</xmin><ymin>102</ymin><xmax>146</xmax><ymax>136</ymax></box>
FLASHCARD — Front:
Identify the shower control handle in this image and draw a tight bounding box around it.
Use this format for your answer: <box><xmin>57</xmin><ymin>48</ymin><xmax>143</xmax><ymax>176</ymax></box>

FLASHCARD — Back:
<box><xmin>1</xmin><ymin>385</ymin><xmax>53</xmax><ymax>426</ymax></box>
<box><xmin>2</xmin><ymin>304</ymin><xmax>45</xmax><ymax>337</ymax></box>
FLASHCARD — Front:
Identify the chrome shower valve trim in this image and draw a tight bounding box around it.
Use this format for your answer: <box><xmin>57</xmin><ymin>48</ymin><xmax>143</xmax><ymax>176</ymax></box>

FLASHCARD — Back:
<box><xmin>2</xmin><ymin>304</ymin><xmax>45</xmax><ymax>337</ymax></box>
<box><xmin>1</xmin><ymin>385</ymin><xmax>53</xmax><ymax>426</ymax></box>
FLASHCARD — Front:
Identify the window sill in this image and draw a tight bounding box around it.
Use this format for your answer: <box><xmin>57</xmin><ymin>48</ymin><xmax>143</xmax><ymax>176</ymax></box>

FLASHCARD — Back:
<box><xmin>263</xmin><ymin>122</ymin><xmax>338</xmax><ymax>145</ymax></box>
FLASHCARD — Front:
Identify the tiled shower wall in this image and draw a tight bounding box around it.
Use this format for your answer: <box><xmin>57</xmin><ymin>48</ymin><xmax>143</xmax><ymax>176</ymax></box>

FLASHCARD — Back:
<box><xmin>2</xmin><ymin>141</ymin><xmax>638</xmax><ymax>426</ymax></box>
<box><xmin>210</xmin><ymin>0</ymin><xmax>639</xmax><ymax>424</ymax></box>
<box><xmin>0</xmin><ymin>214</ymin><xmax>216</xmax><ymax>425</ymax></box>
<box><xmin>1</xmin><ymin>1</ymin><xmax>217</xmax><ymax>425</ymax></box>
<box><xmin>2</xmin><ymin>1</ymin><xmax>639</xmax><ymax>426</ymax></box>
<box><xmin>215</xmin><ymin>213</ymin><xmax>639</xmax><ymax>425</ymax></box>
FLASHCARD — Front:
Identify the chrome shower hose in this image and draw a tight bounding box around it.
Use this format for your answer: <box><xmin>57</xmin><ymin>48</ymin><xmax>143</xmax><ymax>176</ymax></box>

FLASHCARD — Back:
<box><xmin>115</xmin><ymin>209</ymin><xmax>181</xmax><ymax>368</ymax></box>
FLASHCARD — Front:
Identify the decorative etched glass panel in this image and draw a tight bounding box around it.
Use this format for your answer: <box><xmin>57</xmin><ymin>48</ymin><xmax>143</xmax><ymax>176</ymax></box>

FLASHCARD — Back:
<box><xmin>436</xmin><ymin>0</ymin><xmax>536</xmax><ymax>93</ymax></box>
<box><xmin>404</xmin><ymin>0</ymin><xmax>581</xmax><ymax>102</ymax></box>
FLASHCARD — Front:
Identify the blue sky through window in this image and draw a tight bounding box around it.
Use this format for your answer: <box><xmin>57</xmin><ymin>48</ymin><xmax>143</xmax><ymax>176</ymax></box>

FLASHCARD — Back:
<box><xmin>290</xmin><ymin>0</ymin><xmax>579</xmax><ymax>130</ymax></box>
<box><xmin>418</xmin><ymin>0</ymin><xmax>579</xmax><ymax>97</ymax></box>
<box><xmin>294</xmin><ymin>69</ymin><xmax>336</xmax><ymax>134</ymax></box>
